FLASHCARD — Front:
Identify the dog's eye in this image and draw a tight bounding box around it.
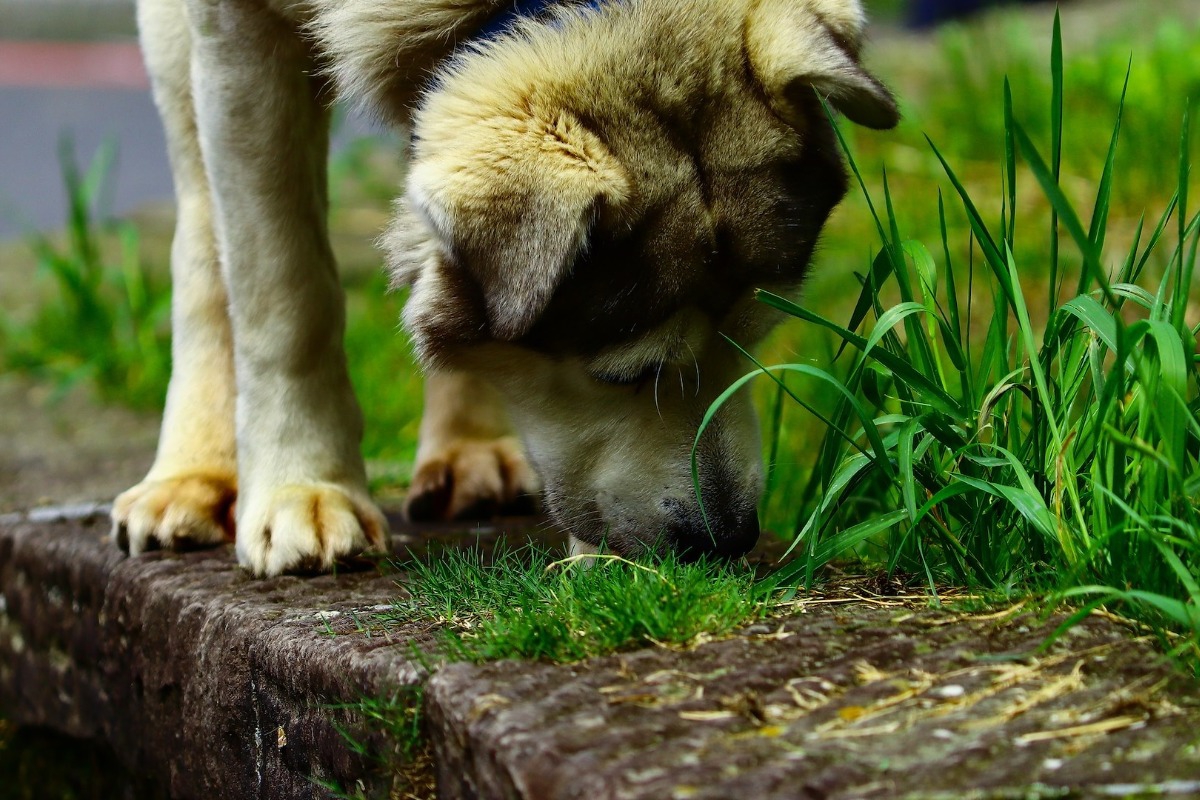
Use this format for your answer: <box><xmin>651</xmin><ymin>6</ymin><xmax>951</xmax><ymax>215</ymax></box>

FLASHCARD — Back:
<box><xmin>592</xmin><ymin>364</ymin><xmax>662</xmax><ymax>387</ymax></box>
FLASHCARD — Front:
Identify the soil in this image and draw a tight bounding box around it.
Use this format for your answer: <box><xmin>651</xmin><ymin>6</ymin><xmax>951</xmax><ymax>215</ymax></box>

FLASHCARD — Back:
<box><xmin>430</xmin><ymin>597</ymin><xmax>1200</xmax><ymax>800</ymax></box>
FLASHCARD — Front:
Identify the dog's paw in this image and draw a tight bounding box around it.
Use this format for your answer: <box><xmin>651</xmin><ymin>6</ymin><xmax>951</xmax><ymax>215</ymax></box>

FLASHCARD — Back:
<box><xmin>112</xmin><ymin>472</ymin><xmax>237</xmax><ymax>555</ymax></box>
<box><xmin>405</xmin><ymin>436</ymin><xmax>540</xmax><ymax>521</ymax></box>
<box><xmin>236</xmin><ymin>484</ymin><xmax>389</xmax><ymax>577</ymax></box>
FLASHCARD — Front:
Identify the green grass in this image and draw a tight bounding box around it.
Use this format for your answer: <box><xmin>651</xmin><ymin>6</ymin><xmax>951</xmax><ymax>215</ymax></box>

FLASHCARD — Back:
<box><xmin>0</xmin><ymin>138</ymin><xmax>171</xmax><ymax>409</ymax></box>
<box><xmin>312</xmin><ymin>689</ymin><xmax>429</xmax><ymax>800</ymax></box>
<box><xmin>718</xmin><ymin>11</ymin><xmax>1200</xmax><ymax>664</ymax></box>
<box><xmin>803</xmin><ymin>3</ymin><xmax>1200</xmax><ymax>320</ymax></box>
<box><xmin>312</xmin><ymin>544</ymin><xmax>780</xmax><ymax>787</ymax></box>
<box><xmin>928</xmin><ymin>9</ymin><xmax>1200</xmax><ymax>198</ymax></box>
<box><xmin>381</xmin><ymin>544</ymin><xmax>778</xmax><ymax>664</ymax></box>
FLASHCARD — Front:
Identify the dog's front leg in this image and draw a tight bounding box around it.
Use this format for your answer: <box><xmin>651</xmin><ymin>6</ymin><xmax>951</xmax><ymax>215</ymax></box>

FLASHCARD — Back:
<box><xmin>112</xmin><ymin>0</ymin><xmax>238</xmax><ymax>555</ymax></box>
<box><xmin>406</xmin><ymin>371</ymin><xmax>540</xmax><ymax>521</ymax></box>
<box><xmin>188</xmin><ymin>0</ymin><xmax>386</xmax><ymax>575</ymax></box>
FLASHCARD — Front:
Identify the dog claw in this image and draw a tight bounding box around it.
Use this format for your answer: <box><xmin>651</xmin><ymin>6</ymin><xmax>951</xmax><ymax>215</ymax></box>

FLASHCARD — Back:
<box><xmin>111</xmin><ymin>472</ymin><xmax>237</xmax><ymax>556</ymax></box>
<box><xmin>405</xmin><ymin>437</ymin><xmax>540</xmax><ymax>522</ymax></box>
<box><xmin>235</xmin><ymin>484</ymin><xmax>389</xmax><ymax>577</ymax></box>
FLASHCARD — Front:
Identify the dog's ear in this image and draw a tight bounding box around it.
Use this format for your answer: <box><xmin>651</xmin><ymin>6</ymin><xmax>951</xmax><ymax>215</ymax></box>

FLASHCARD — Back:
<box><xmin>400</xmin><ymin>111</ymin><xmax>631</xmax><ymax>341</ymax></box>
<box><xmin>746</xmin><ymin>1</ymin><xmax>899</xmax><ymax>131</ymax></box>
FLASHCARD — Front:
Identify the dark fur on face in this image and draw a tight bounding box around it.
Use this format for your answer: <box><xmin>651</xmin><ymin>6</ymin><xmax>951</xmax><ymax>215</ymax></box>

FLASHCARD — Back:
<box><xmin>385</xmin><ymin>0</ymin><xmax>897</xmax><ymax>559</ymax></box>
<box><xmin>388</xmin><ymin>0</ymin><xmax>895</xmax><ymax>359</ymax></box>
<box><xmin>520</xmin><ymin>88</ymin><xmax>849</xmax><ymax>357</ymax></box>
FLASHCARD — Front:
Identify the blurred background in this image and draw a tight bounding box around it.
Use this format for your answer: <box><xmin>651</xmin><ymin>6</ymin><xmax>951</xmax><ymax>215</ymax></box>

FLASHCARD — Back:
<box><xmin>1</xmin><ymin>0</ymin><xmax>1198</xmax><ymax>512</ymax></box>
<box><xmin>1</xmin><ymin>0</ymin><xmax>159</xmax><ymax>238</ymax></box>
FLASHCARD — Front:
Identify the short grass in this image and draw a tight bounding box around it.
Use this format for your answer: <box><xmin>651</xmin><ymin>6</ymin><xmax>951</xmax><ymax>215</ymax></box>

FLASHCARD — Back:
<box><xmin>313</xmin><ymin>689</ymin><xmax>432</xmax><ymax>800</ymax></box>
<box><xmin>314</xmin><ymin>544</ymin><xmax>780</xmax><ymax>795</ymax></box>
<box><xmin>382</xmin><ymin>543</ymin><xmax>778</xmax><ymax>664</ymax></box>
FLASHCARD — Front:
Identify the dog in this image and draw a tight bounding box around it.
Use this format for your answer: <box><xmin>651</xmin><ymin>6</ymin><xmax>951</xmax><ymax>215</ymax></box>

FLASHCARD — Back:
<box><xmin>112</xmin><ymin>0</ymin><xmax>897</xmax><ymax>575</ymax></box>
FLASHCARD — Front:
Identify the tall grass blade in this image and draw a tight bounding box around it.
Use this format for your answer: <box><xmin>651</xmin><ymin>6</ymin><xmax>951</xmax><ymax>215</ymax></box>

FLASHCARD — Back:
<box><xmin>926</xmin><ymin>136</ymin><xmax>1015</xmax><ymax>306</ymax></box>
<box><xmin>1003</xmin><ymin>77</ymin><xmax>1017</xmax><ymax>247</ymax></box>
<box><xmin>1012</xmin><ymin>121</ymin><xmax>1113</xmax><ymax>302</ymax></box>
<box><xmin>1087</xmin><ymin>61</ymin><xmax>1130</xmax><ymax>258</ymax></box>
<box><xmin>756</xmin><ymin>290</ymin><xmax>962</xmax><ymax>416</ymax></box>
<box><xmin>1049</xmin><ymin>7</ymin><xmax>1064</xmax><ymax>304</ymax></box>
<box><xmin>1172</xmin><ymin>106</ymin><xmax>1192</xmax><ymax>334</ymax></box>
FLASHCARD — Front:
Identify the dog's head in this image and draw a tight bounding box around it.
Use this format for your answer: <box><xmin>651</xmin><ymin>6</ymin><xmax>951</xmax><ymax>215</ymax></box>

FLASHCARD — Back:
<box><xmin>386</xmin><ymin>0</ymin><xmax>897</xmax><ymax>558</ymax></box>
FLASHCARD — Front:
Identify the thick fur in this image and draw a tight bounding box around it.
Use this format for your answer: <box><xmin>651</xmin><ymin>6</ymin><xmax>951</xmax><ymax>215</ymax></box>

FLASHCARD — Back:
<box><xmin>386</xmin><ymin>0</ymin><xmax>898</xmax><ymax>557</ymax></box>
<box><xmin>113</xmin><ymin>0</ymin><xmax>895</xmax><ymax>574</ymax></box>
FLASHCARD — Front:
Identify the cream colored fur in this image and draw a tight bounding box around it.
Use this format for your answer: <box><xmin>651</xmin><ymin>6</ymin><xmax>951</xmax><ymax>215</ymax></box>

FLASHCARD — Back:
<box><xmin>451</xmin><ymin>336</ymin><xmax>766</xmax><ymax>558</ymax></box>
<box><xmin>115</xmin><ymin>0</ymin><xmax>894</xmax><ymax>572</ymax></box>
<box><xmin>308</xmin><ymin>0</ymin><xmax>504</xmax><ymax>125</ymax></box>
<box><xmin>383</xmin><ymin>0</ymin><xmax>895</xmax><ymax>557</ymax></box>
<box><xmin>114</xmin><ymin>0</ymin><xmax>391</xmax><ymax>575</ymax></box>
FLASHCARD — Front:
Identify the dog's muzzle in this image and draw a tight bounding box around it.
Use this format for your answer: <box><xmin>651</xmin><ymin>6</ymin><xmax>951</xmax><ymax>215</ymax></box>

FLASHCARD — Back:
<box><xmin>661</xmin><ymin>496</ymin><xmax>761</xmax><ymax>561</ymax></box>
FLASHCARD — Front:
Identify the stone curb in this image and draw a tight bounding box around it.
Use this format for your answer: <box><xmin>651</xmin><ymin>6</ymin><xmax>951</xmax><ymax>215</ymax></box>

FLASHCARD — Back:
<box><xmin>426</xmin><ymin>611</ymin><xmax>1200</xmax><ymax>800</ymax></box>
<box><xmin>3</xmin><ymin>512</ymin><xmax>1200</xmax><ymax>799</ymax></box>
<box><xmin>0</xmin><ymin>512</ymin><xmax>427</xmax><ymax>798</ymax></box>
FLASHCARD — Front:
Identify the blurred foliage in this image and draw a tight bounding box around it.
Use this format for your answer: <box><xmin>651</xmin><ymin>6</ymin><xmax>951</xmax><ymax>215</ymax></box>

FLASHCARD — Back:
<box><xmin>0</xmin><ymin>138</ymin><xmax>171</xmax><ymax>409</ymax></box>
<box><xmin>756</xmin><ymin>2</ymin><xmax>1199</xmax><ymax>533</ymax></box>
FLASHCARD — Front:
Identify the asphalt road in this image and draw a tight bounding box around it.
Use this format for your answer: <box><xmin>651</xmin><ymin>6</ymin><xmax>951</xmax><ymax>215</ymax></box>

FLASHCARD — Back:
<box><xmin>0</xmin><ymin>40</ymin><xmax>384</xmax><ymax>242</ymax></box>
<box><xmin>0</xmin><ymin>84</ymin><xmax>171</xmax><ymax>240</ymax></box>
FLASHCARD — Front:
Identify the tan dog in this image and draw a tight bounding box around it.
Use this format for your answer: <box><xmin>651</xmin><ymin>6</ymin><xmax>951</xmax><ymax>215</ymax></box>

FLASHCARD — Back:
<box><xmin>112</xmin><ymin>0</ymin><xmax>896</xmax><ymax>575</ymax></box>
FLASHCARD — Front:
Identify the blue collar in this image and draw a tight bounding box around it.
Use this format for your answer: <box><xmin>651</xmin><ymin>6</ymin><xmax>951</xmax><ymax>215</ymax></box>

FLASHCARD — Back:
<box><xmin>472</xmin><ymin>0</ymin><xmax>598</xmax><ymax>41</ymax></box>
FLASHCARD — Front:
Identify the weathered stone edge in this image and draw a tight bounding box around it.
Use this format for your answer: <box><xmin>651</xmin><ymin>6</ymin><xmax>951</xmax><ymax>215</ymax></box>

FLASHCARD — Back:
<box><xmin>0</xmin><ymin>514</ymin><xmax>427</xmax><ymax>799</ymax></box>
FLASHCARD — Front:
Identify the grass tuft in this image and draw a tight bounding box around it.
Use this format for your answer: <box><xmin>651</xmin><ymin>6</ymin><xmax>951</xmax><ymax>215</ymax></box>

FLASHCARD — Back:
<box><xmin>314</xmin><ymin>689</ymin><xmax>432</xmax><ymax>798</ymax></box>
<box><xmin>716</xmin><ymin>12</ymin><xmax>1200</xmax><ymax>666</ymax></box>
<box><xmin>384</xmin><ymin>544</ymin><xmax>778</xmax><ymax>664</ymax></box>
<box><xmin>0</xmin><ymin>138</ymin><xmax>171</xmax><ymax>408</ymax></box>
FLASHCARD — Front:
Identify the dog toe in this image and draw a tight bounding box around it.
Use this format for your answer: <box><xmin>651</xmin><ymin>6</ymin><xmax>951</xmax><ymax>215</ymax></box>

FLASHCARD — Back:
<box><xmin>111</xmin><ymin>473</ymin><xmax>237</xmax><ymax>556</ymax></box>
<box><xmin>404</xmin><ymin>437</ymin><xmax>540</xmax><ymax>522</ymax></box>
<box><xmin>236</xmin><ymin>484</ymin><xmax>390</xmax><ymax>577</ymax></box>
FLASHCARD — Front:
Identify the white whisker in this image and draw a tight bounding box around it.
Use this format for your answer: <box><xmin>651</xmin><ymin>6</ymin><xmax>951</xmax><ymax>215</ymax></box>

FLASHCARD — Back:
<box><xmin>653</xmin><ymin>362</ymin><xmax>664</xmax><ymax>420</ymax></box>
<box><xmin>683</xmin><ymin>339</ymin><xmax>701</xmax><ymax>397</ymax></box>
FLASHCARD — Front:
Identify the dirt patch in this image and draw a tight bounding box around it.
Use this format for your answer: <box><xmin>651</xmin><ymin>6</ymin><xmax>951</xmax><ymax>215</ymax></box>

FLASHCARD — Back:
<box><xmin>428</xmin><ymin>597</ymin><xmax>1200</xmax><ymax>800</ymax></box>
<box><xmin>0</xmin><ymin>376</ymin><xmax>158</xmax><ymax>513</ymax></box>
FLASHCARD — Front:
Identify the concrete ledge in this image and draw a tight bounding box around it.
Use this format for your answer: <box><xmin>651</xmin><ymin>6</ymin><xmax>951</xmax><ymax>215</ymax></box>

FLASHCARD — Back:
<box><xmin>3</xmin><ymin>509</ymin><xmax>1200</xmax><ymax>799</ymax></box>
<box><xmin>0</xmin><ymin>510</ymin><xmax>426</xmax><ymax>798</ymax></box>
<box><xmin>427</xmin><ymin>609</ymin><xmax>1200</xmax><ymax>799</ymax></box>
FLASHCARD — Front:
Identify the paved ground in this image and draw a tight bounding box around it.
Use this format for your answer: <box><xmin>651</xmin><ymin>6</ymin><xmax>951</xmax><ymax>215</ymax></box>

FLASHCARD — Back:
<box><xmin>0</xmin><ymin>39</ymin><xmax>383</xmax><ymax>241</ymax></box>
<box><xmin>4</xmin><ymin>511</ymin><xmax>1199</xmax><ymax>800</ymax></box>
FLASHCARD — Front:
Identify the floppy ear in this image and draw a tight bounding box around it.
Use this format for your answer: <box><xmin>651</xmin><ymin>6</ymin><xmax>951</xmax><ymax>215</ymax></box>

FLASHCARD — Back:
<box><xmin>408</xmin><ymin>180</ymin><xmax>596</xmax><ymax>341</ymax></box>
<box><xmin>401</xmin><ymin>111</ymin><xmax>631</xmax><ymax>342</ymax></box>
<box><xmin>746</xmin><ymin>1</ymin><xmax>899</xmax><ymax>131</ymax></box>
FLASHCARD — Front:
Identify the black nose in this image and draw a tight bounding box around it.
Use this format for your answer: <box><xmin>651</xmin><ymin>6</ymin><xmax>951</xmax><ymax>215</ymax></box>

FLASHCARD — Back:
<box><xmin>668</xmin><ymin>507</ymin><xmax>760</xmax><ymax>561</ymax></box>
